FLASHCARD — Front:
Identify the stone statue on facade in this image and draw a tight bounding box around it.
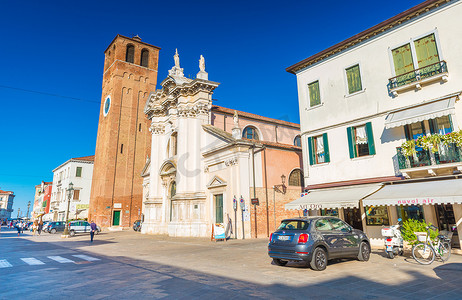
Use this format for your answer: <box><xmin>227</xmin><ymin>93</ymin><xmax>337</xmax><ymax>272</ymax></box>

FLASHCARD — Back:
<box><xmin>199</xmin><ymin>55</ymin><xmax>205</xmax><ymax>72</ymax></box>
<box><xmin>169</xmin><ymin>48</ymin><xmax>184</xmax><ymax>77</ymax></box>
<box><xmin>174</xmin><ymin>48</ymin><xmax>180</xmax><ymax>68</ymax></box>
<box><xmin>232</xmin><ymin>110</ymin><xmax>241</xmax><ymax>139</ymax></box>
<box><xmin>196</xmin><ymin>54</ymin><xmax>208</xmax><ymax>80</ymax></box>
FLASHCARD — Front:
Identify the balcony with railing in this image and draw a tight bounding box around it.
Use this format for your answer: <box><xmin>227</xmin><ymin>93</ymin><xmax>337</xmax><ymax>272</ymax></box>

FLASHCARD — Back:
<box><xmin>396</xmin><ymin>142</ymin><xmax>462</xmax><ymax>178</ymax></box>
<box><xmin>388</xmin><ymin>61</ymin><xmax>448</xmax><ymax>96</ymax></box>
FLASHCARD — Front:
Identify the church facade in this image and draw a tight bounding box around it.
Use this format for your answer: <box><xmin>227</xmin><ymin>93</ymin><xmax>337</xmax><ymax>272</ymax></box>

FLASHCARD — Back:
<box><xmin>142</xmin><ymin>51</ymin><xmax>304</xmax><ymax>238</ymax></box>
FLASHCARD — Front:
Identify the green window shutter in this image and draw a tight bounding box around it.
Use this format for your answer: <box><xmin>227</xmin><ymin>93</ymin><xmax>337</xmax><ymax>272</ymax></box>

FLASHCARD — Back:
<box><xmin>308</xmin><ymin>137</ymin><xmax>314</xmax><ymax>165</ymax></box>
<box><xmin>346</xmin><ymin>127</ymin><xmax>356</xmax><ymax>159</ymax></box>
<box><xmin>365</xmin><ymin>122</ymin><xmax>376</xmax><ymax>155</ymax></box>
<box><xmin>448</xmin><ymin>115</ymin><xmax>454</xmax><ymax>133</ymax></box>
<box><xmin>429</xmin><ymin>119</ymin><xmax>436</xmax><ymax>135</ymax></box>
<box><xmin>414</xmin><ymin>34</ymin><xmax>440</xmax><ymax>68</ymax></box>
<box><xmin>215</xmin><ymin>194</ymin><xmax>223</xmax><ymax>223</ymax></box>
<box><xmin>308</xmin><ymin>81</ymin><xmax>320</xmax><ymax>107</ymax></box>
<box><xmin>76</xmin><ymin>167</ymin><xmax>82</xmax><ymax>177</ymax></box>
<box><xmin>346</xmin><ymin>65</ymin><xmax>362</xmax><ymax>94</ymax></box>
<box><xmin>392</xmin><ymin>44</ymin><xmax>414</xmax><ymax>76</ymax></box>
<box><xmin>323</xmin><ymin>133</ymin><xmax>330</xmax><ymax>163</ymax></box>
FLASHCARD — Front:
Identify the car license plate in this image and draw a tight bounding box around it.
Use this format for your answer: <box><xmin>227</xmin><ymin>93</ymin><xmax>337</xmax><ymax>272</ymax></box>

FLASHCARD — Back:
<box><xmin>386</xmin><ymin>246</ymin><xmax>393</xmax><ymax>251</ymax></box>
<box><xmin>278</xmin><ymin>235</ymin><xmax>290</xmax><ymax>241</ymax></box>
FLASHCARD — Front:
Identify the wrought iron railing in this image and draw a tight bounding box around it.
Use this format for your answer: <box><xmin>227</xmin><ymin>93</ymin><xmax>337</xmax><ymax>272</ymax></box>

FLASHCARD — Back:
<box><xmin>396</xmin><ymin>147</ymin><xmax>432</xmax><ymax>169</ymax></box>
<box><xmin>389</xmin><ymin>60</ymin><xmax>447</xmax><ymax>89</ymax></box>
<box><xmin>397</xmin><ymin>142</ymin><xmax>462</xmax><ymax>170</ymax></box>
<box><xmin>434</xmin><ymin>143</ymin><xmax>462</xmax><ymax>165</ymax></box>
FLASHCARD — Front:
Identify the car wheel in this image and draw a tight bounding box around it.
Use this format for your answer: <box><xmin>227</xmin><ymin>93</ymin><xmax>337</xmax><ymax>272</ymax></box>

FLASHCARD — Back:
<box><xmin>386</xmin><ymin>251</ymin><xmax>394</xmax><ymax>259</ymax></box>
<box><xmin>69</xmin><ymin>230</ymin><xmax>75</xmax><ymax>237</ymax></box>
<box><xmin>51</xmin><ymin>229</ymin><xmax>57</xmax><ymax>234</ymax></box>
<box><xmin>272</xmin><ymin>258</ymin><xmax>288</xmax><ymax>266</ymax></box>
<box><xmin>310</xmin><ymin>247</ymin><xmax>327</xmax><ymax>271</ymax></box>
<box><xmin>358</xmin><ymin>241</ymin><xmax>371</xmax><ymax>261</ymax></box>
<box><xmin>95</xmin><ymin>229</ymin><xmax>100</xmax><ymax>235</ymax></box>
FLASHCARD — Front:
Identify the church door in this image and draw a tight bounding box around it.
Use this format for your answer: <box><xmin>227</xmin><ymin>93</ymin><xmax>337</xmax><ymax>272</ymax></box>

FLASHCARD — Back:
<box><xmin>112</xmin><ymin>211</ymin><xmax>120</xmax><ymax>226</ymax></box>
<box><xmin>215</xmin><ymin>194</ymin><xmax>223</xmax><ymax>223</ymax></box>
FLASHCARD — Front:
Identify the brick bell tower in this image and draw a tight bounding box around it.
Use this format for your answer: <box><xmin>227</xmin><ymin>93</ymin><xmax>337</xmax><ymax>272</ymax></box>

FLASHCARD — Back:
<box><xmin>89</xmin><ymin>35</ymin><xmax>160</xmax><ymax>228</ymax></box>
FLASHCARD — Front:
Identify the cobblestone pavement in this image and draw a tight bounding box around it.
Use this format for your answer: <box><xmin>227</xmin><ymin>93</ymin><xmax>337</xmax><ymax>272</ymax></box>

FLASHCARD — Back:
<box><xmin>1</xmin><ymin>226</ymin><xmax>461</xmax><ymax>299</ymax></box>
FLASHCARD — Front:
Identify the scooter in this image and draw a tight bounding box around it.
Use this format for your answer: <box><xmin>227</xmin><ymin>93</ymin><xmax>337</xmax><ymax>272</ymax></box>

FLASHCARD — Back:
<box><xmin>381</xmin><ymin>218</ymin><xmax>404</xmax><ymax>259</ymax></box>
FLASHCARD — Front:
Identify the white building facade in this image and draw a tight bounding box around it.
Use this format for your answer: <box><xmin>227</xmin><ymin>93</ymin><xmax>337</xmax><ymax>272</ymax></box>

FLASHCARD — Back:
<box><xmin>50</xmin><ymin>156</ymin><xmax>94</xmax><ymax>221</ymax></box>
<box><xmin>287</xmin><ymin>0</ymin><xmax>462</xmax><ymax>247</ymax></box>
<box><xmin>0</xmin><ymin>189</ymin><xmax>14</xmax><ymax>220</ymax></box>
<box><xmin>142</xmin><ymin>52</ymin><xmax>303</xmax><ymax>238</ymax></box>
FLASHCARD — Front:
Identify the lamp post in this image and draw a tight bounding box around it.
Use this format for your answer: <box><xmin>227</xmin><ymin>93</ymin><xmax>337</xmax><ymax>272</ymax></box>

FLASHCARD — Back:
<box><xmin>26</xmin><ymin>201</ymin><xmax>31</xmax><ymax>220</ymax></box>
<box><xmin>62</xmin><ymin>182</ymin><xmax>74</xmax><ymax>236</ymax></box>
<box><xmin>273</xmin><ymin>174</ymin><xmax>287</xmax><ymax>230</ymax></box>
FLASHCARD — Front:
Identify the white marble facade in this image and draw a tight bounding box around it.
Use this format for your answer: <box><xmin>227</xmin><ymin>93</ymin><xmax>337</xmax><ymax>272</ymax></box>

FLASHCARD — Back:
<box><xmin>142</xmin><ymin>52</ymin><xmax>258</xmax><ymax>238</ymax></box>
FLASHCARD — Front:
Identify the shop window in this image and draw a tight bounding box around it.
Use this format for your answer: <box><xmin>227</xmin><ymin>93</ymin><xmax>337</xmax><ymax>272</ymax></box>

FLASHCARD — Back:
<box><xmin>320</xmin><ymin>209</ymin><xmax>338</xmax><ymax>217</ymax></box>
<box><xmin>347</xmin><ymin>122</ymin><xmax>375</xmax><ymax>158</ymax></box>
<box><xmin>396</xmin><ymin>205</ymin><xmax>425</xmax><ymax>222</ymax></box>
<box><xmin>308</xmin><ymin>133</ymin><xmax>330</xmax><ymax>165</ymax></box>
<box><xmin>365</xmin><ymin>205</ymin><xmax>390</xmax><ymax>226</ymax></box>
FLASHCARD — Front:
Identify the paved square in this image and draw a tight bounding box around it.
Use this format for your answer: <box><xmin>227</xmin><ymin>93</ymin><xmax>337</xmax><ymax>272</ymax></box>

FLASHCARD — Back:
<box><xmin>1</xmin><ymin>226</ymin><xmax>461</xmax><ymax>299</ymax></box>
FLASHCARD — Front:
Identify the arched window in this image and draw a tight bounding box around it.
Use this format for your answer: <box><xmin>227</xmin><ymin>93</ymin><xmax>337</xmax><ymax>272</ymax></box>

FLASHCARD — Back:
<box><xmin>140</xmin><ymin>49</ymin><xmax>149</xmax><ymax>67</ymax></box>
<box><xmin>294</xmin><ymin>135</ymin><xmax>301</xmax><ymax>147</ymax></box>
<box><xmin>242</xmin><ymin>126</ymin><xmax>259</xmax><ymax>140</ymax></box>
<box><xmin>126</xmin><ymin>44</ymin><xmax>135</xmax><ymax>63</ymax></box>
<box><xmin>288</xmin><ymin>169</ymin><xmax>304</xmax><ymax>187</ymax></box>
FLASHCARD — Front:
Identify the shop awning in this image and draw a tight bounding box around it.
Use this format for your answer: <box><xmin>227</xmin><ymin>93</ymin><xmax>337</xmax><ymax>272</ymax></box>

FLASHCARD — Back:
<box><xmin>384</xmin><ymin>94</ymin><xmax>457</xmax><ymax>129</ymax></box>
<box><xmin>285</xmin><ymin>184</ymin><xmax>382</xmax><ymax>211</ymax></box>
<box><xmin>363</xmin><ymin>179</ymin><xmax>462</xmax><ymax>206</ymax></box>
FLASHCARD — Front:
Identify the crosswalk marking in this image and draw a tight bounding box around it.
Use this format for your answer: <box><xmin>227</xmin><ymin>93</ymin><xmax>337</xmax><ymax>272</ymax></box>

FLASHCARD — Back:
<box><xmin>0</xmin><ymin>259</ymin><xmax>12</xmax><ymax>268</ymax></box>
<box><xmin>72</xmin><ymin>254</ymin><xmax>100</xmax><ymax>261</ymax></box>
<box><xmin>21</xmin><ymin>257</ymin><xmax>45</xmax><ymax>265</ymax></box>
<box><xmin>47</xmin><ymin>256</ymin><xmax>74</xmax><ymax>263</ymax></box>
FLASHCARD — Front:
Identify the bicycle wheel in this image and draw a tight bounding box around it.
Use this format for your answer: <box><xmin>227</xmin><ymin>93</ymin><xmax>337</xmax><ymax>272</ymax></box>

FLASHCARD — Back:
<box><xmin>412</xmin><ymin>243</ymin><xmax>435</xmax><ymax>265</ymax></box>
<box><xmin>439</xmin><ymin>241</ymin><xmax>451</xmax><ymax>262</ymax></box>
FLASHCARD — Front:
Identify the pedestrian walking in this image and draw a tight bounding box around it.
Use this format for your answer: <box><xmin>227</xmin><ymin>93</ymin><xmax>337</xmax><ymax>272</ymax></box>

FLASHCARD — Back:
<box><xmin>38</xmin><ymin>220</ymin><xmax>43</xmax><ymax>235</ymax></box>
<box><xmin>33</xmin><ymin>220</ymin><xmax>38</xmax><ymax>236</ymax></box>
<box><xmin>90</xmin><ymin>220</ymin><xmax>97</xmax><ymax>243</ymax></box>
<box><xmin>20</xmin><ymin>221</ymin><xmax>24</xmax><ymax>233</ymax></box>
<box><xmin>16</xmin><ymin>222</ymin><xmax>21</xmax><ymax>236</ymax></box>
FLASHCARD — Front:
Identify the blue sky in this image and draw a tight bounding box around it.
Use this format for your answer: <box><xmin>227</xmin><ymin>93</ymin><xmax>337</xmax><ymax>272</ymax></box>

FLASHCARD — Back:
<box><xmin>0</xmin><ymin>0</ymin><xmax>424</xmax><ymax>215</ymax></box>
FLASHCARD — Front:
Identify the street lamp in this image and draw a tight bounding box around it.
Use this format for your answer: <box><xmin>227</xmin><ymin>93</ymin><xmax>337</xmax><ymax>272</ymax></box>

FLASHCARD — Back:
<box><xmin>273</xmin><ymin>174</ymin><xmax>287</xmax><ymax>230</ymax></box>
<box><xmin>63</xmin><ymin>182</ymin><xmax>74</xmax><ymax>236</ymax></box>
<box><xmin>26</xmin><ymin>201</ymin><xmax>31</xmax><ymax>220</ymax></box>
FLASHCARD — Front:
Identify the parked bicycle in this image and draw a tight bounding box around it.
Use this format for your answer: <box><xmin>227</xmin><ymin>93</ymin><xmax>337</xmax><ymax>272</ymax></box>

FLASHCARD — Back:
<box><xmin>412</xmin><ymin>225</ymin><xmax>452</xmax><ymax>265</ymax></box>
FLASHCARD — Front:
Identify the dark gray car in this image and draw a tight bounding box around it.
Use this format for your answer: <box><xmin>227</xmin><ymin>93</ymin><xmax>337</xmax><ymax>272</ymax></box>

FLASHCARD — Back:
<box><xmin>268</xmin><ymin>216</ymin><xmax>370</xmax><ymax>271</ymax></box>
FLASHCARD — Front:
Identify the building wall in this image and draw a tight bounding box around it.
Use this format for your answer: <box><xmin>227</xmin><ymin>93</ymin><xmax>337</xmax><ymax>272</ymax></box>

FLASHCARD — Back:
<box><xmin>89</xmin><ymin>35</ymin><xmax>160</xmax><ymax>228</ymax></box>
<box><xmin>212</xmin><ymin>111</ymin><xmax>301</xmax><ymax>145</ymax></box>
<box><xmin>51</xmin><ymin>160</ymin><xmax>93</xmax><ymax>221</ymax></box>
<box><xmin>296</xmin><ymin>1</ymin><xmax>462</xmax><ymax>185</ymax></box>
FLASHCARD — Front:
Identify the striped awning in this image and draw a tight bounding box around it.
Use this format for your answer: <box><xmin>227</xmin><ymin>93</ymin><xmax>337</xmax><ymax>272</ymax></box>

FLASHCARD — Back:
<box><xmin>285</xmin><ymin>184</ymin><xmax>381</xmax><ymax>210</ymax></box>
<box><xmin>384</xmin><ymin>94</ymin><xmax>457</xmax><ymax>129</ymax></box>
<box><xmin>363</xmin><ymin>179</ymin><xmax>462</xmax><ymax>206</ymax></box>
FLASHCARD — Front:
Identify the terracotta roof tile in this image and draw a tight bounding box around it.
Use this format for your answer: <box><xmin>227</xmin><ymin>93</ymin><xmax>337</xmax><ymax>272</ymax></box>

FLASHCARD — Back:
<box><xmin>72</xmin><ymin>155</ymin><xmax>95</xmax><ymax>162</ymax></box>
<box><xmin>212</xmin><ymin>105</ymin><xmax>300</xmax><ymax>128</ymax></box>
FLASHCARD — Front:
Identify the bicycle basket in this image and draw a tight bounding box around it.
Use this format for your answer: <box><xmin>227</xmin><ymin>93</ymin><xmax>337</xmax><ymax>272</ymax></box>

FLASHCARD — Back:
<box><xmin>415</xmin><ymin>232</ymin><xmax>427</xmax><ymax>242</ymax></box>
<box><xmin>439</xmin><ymin>230</ymin><xmax>454</xmax><ymax>241</ymax></box>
